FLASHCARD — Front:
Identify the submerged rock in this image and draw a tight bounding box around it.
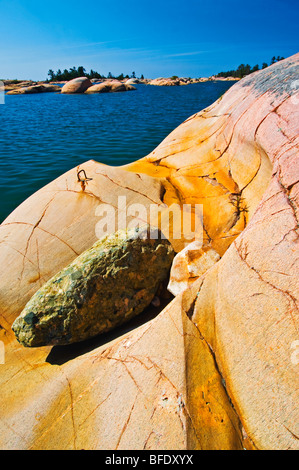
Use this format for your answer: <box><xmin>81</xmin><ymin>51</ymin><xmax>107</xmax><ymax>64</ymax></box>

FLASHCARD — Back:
<box><xmin>12</xmin><ymin>226</ymin><xmax>174</xmax><ymax>347</ymax></box>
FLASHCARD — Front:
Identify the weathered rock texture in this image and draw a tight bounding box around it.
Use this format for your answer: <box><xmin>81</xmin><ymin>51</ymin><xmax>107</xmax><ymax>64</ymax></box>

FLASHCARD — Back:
<box><xmin>0</xmin><ymin>54</ymin><xmax>298</xmax><ymax>450</ymax></box>
<box><xmin>85</xmin><ymin>81</ymin><xmax>136</xmax><ymax>93</ymax></box>
<box><xmin>168</xmin><ymin>242</ymin><xmax>220</xmax><ymax>296</ymax></box>
<box><xmin>0</xmin><ymin>161</ymin><xmax>165</xmax><ymax>331</ymax></box>
<box><xmin>149</xmin><ymin>77</ymin><xmax>181</xmax><ymax>86</ymax></box>
<box><xmin>61</xmin><ymin>77</ymin><xmax>92</xmax><ymax>94</ymax></box>
<box><xmin>6</xmin><ymin>84</ymin><xmax>61</xmax><ymax>95</ymax></box>
<box><xmin>125</xmin><ymin>54</ymin><xmax>299</xmax><ymax>450</ymax></box>
<box><xmin>147</xmin><ymin>77</ymin><xmax>239</xmax><ymax>86</ymax></box>
<box><xmin>2</xmin><ymin>80</ymin><xmax>37</xmax><ymax>92</ymax></box>
<box><xmin>12</xmin><ymin>226</ymin><xmax>174</xmax><ymax>347</ymax></box>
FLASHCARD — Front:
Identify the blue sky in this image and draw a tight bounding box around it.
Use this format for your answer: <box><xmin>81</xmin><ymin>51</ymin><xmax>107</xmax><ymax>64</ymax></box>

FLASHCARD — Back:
<box><xmin>1</xmin><ymin>0</ymin><xmax>298</xmax><ymax>80</ymax></box>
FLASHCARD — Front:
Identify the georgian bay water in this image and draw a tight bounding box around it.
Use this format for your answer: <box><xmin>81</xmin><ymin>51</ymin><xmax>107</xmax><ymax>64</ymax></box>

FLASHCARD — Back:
<box><xmin>0</xmin><ymin>81</ymin><xmax>234</xmax><ymax>223</ymax></box>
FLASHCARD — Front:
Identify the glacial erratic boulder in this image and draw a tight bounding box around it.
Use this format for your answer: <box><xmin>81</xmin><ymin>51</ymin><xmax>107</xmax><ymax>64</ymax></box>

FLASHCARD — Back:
<box><xmin>61</xmin><ymin>77</ymin><xmax>92</xmax><ymax>94</ymax></box>
<box><xmin>12</xmin><ymin>225</ymin><xmax>174</xmax><ymax>347</ymax></box>
<box><xmin>85</xmin><ymin>81</ymin><xmax>136</xmax><ymax>94</ymax></box>
<box><xmin>109</xmin><ymin>81</ymin><xmax>127</xmax><ymax>92</ymax></box>
<box><xmin>84</xmin><ymin>82</ymin><xmax>110</xmax><ymax>94</ymax></box>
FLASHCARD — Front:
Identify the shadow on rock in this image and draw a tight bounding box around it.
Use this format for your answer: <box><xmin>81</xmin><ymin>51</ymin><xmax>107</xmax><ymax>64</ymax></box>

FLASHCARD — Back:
<box><xmin>46</xmin><ymin>296</ymin><xmax>173</xmax><ymax>365</ymax></box>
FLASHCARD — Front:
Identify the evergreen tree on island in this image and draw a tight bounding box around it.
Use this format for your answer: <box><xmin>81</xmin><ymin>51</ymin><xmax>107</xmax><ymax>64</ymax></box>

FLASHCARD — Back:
<box><xmin>216</xmin><ymin>56</ymin><xmax>285</xmax><ymax>79</ymax></box>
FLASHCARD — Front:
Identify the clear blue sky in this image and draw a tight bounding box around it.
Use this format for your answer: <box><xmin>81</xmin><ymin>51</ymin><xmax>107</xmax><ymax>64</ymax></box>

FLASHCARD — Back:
<box><xmin>1</xmin><ymin>0</ymin><xmax>298</xmax><ymax>80</ymax></box>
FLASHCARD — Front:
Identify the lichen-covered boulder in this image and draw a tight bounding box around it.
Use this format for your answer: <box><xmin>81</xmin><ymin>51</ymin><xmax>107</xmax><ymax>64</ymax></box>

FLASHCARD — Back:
<box><xmin>12</xmin><ymin>226</ymin><xmax>174</xmax><ymax>347</ymax></box>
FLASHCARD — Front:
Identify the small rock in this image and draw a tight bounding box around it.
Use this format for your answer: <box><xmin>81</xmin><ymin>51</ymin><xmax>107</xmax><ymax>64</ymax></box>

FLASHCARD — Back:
<box><xmin>167</xmin><ymin>242</ymin><xmax>220</xmax><ymax>296</ymax></box>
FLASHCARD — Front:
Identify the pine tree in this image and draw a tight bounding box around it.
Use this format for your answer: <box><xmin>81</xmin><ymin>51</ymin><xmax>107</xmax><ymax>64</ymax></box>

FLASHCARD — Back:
<box><xmin>48</xmin><ymin>69</ymin><xmax>55</xmax><ymax>81</ymax></box>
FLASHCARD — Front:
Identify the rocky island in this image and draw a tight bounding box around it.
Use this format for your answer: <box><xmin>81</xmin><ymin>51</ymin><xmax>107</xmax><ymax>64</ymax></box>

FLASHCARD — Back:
<box><xmin>0</xmin><ymin>53</ymin><xmax>298</xmax><ymax>450</ymax></box>
<box><xmin>1</xmin><ymin>74</ymin><xmax>238</xmax><ymax>96</ymax></box>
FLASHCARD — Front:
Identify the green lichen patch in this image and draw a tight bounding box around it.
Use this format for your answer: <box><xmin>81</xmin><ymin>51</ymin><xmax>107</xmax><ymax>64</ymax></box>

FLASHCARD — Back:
<box><xmin>12</xmin><ymin>226</ymin><xmax>175</xmax><ymax>347</ymax></box>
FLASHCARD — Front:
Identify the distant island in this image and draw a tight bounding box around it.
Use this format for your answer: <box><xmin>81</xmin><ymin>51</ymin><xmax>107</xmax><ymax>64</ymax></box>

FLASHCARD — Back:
<box><xmin>46</xmin><ymin>56</ymin><xmax>285</xmax><ymax>82</ymax></box>
<box><xmin>1</xmin><ymin>56</ymin><xmax>286</xmax><ymax>87</ymax></box>
<box><xmin>216</xmin><ymin>56</ymin><xmax>285</xmax><ymax>78</ymax></box>
<box><xmin>1</xmin><ymin>56</ymin><xmax>288</xmax><ymax>94</ymax></box>
<box><xmin>47</xmin><ymin>67</ymin><xmax>140</xmax><ymax>82</ymax></box>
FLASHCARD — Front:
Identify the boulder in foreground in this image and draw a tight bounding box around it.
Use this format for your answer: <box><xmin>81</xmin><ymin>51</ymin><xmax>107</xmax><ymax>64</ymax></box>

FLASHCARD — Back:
<box><xmin>12</xmin><ymin>225</ymin><xmax>174</xmax><ymax>347</ymax></box>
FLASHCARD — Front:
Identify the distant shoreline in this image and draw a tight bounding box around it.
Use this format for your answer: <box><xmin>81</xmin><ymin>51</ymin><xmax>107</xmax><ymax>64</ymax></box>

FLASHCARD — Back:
<box><xmin>1</xmin><ymin>76</ymin><xmax>239</xmax><ymax>94</ymax></box>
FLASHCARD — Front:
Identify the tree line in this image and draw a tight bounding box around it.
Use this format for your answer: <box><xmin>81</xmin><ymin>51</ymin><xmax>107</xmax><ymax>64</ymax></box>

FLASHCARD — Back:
<box><xmin>47</xmin><ymin>56</ymin><xmax>286</xmax><ymax>82</ymax></box>
<box><xmin>216</xmin><ymin>56</ymin><xmax>285</xmax><ymax>78</ymax></box>
<box><xmin>47</xmin><ymin>67</ymin><xmax>144</xmax><ymax>82</ymax></box>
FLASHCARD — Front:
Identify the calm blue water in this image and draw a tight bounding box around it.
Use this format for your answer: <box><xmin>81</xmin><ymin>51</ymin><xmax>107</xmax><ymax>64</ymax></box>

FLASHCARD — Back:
<box><xmin>0</xmin><ymin>82</ymin><xmax>234</xmax><ymax>223</ymax></box>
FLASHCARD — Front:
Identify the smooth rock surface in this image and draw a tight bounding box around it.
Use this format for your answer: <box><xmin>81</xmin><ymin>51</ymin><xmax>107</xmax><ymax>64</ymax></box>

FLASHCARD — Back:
<box><xmin>85</xmin><ymin>81</ymin><xmax>136</xmax><ymax>93</ymax></box>
<box><xmin>0</xmin><ymin>161</ymin><xmax>165</xmax><ymax>333</ymax></box>
<box><xmin>61</xmin><ymin>77</ymin><xmax>92</xmax><ymax>94</ymax></box>
<box><xmin>84</xmin><ymin>82</ymin><xmax>110</xmax><ymax>93</ymax></box>
<box><xmin>125</xmin><ymin>54</ymin><xmax>299</xmax><ymax>450</ymax></box>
